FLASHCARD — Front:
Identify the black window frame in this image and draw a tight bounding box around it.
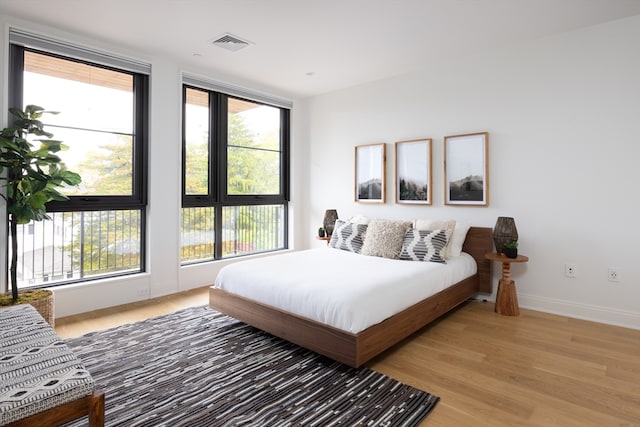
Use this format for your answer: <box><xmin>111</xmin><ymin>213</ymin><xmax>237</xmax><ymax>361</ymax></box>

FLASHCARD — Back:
<box><xmin>8</xmin><ymin>43</ymin><xmax>150</xmax><ymax>282</ymax></box>
<box><xmin>9</xmin><ymin>45</ymin><xmax>149</xmax><ymax>213</ymax></box>
<box><xmin>181</xmin><ymin>84</ymin><xmax>290</xmax><ymax>261</ymax></box>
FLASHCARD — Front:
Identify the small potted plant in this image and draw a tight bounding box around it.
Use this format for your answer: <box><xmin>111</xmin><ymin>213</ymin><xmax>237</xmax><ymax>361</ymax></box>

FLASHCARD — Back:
<box><xmin>318</xmin><ymin>227</ymin><xmax>326</xmax><ymax>238</ymax></box>
<box><xmin>504</xmin><ymin>241</ymin><xmax>518</xmax><ymax>259</ymax></box>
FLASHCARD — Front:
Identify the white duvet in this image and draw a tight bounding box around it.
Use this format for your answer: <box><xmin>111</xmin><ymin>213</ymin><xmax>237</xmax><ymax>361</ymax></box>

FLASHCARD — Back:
<box><xmin>213</xmin><ymin>248</ymin><xmax>477</xmax><ymax>334</ymax></box>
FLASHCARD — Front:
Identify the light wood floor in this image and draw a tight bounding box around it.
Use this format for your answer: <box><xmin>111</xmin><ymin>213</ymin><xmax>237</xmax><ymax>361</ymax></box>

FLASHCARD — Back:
<box><xmin>56</xmin><ymin>288</ymin><xmax>640</xmax><ymax>427</ymax></box>
<box><xmin>55</xmin><ymin>287</ymin><xmax>210</xmax><ymax>339</ymax></box>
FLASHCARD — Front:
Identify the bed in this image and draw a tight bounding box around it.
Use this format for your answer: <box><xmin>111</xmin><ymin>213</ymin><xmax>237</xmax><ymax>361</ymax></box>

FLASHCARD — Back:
<box><xmin>209</xmin><ymin>225</ymin><xmax>493</xmax><ymax>368</ymax></box>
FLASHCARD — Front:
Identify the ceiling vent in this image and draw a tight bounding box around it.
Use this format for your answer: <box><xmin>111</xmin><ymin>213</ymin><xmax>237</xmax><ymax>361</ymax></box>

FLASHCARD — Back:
<box><xmin>211</xmin><ymin>33</ymin><xmax>251</xmax><ymax>52</ymax></box>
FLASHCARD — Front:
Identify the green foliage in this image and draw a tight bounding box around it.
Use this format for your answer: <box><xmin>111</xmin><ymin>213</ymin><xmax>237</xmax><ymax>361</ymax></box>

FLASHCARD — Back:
<box><xmin>0</xmin><ymin>105</ymin><xmax>81</xmax><ymax>223</ymax></box>
<box><xmin>76</xmin><ymin>136</ymin><xmax>133</xmax><ymax>195</ymax></box>
<box><xmin>59</xmin><ymin>210</ymin><xmax>142</xmax><ymax>278</ymax></box>
<box><xmin>181</xmin><ymin>108</ymin><xmax>285</xmax><ymax>262</ymax></box>
<box><xmin>184</xmin><ymin>142</ymin><xmax>208</xmax><ymax>195</ymax></box>
<box><xmin>183</xmin><ymin>110</ymin><xmax>281</xmax><ymax>197</ymax></box>
<box><xmin>84</xmin><ymin>211</ymin><xmax>140</xmax><ymax>273</ymax></box>
<box><xmin>59</xmin><ymin>140</ymin><xmax>140</xmax><ymax>278</ymax></box>
<box><xmin>227</xmin><ymin>112</ymin><xmax>280</xmax><ymax>195</ymax></box>
<box><xmin>0</xmin><ymin>105</ymin><xmax>81</xmax><ymax>301</ymax></box>
<box><xmin>504</xmin><ymin>241</ymin><xmax>518</xmax><ymax>249</ymax></box>
<box><xmin>181</xmin><ymin>242</ymin><xmax>215</xmax><ymax>262</ymax></box>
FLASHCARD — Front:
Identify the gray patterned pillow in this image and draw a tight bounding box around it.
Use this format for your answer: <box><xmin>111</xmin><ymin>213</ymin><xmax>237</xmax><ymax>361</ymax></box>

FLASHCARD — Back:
<box><xmin>399</xmin><ymin>228</ymin><xmax>448</xmax><ymax>263</ymax></box>
<box><xmin>414</xmin><ymin>219</ymin><xmax>455</xmax><ymax>258</ymax></box>
<box><xmin>360</xmin><ymin>219</ymin><xmax>412</xmax><ymax>259</ymax></box>
<box><xmin>328</xmin><ymin>219</ymin><xmax>368</xmax><ymax>253</ymax></box>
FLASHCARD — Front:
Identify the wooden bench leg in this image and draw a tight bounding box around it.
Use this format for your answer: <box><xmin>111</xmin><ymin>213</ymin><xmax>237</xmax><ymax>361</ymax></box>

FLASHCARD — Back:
<box><xmin>89</xmin><ymin>391</ymin><xmax>105</xmax><ymax>427</ymax></box>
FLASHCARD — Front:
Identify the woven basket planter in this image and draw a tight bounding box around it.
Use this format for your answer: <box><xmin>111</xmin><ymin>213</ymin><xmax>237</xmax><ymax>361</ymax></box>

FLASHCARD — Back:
<box><xmin>29</xmin><ymin>290</ymin><xmax>55</xmax><ymax>327</ymax></box>
<box><xmin>0</xmin><ymin>290</ymin><xmax>55</xmax><ymax>327</ymax></box>
<box><xmin>493</xmin><ymin>216</ymin><xmax>518</xmax><ymax>255</ymax></box>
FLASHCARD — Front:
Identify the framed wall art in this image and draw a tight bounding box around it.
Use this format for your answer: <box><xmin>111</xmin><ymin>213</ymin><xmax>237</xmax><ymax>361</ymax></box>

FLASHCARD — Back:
<box><xmin>444</xmin><ymin>132</ymin><xmax>489</xmax><ymax>206</ymax></box>
<box><xmin>395</xmin><ymin>138</ymin><xmax>432</xmax><ymax>205</ymax></box>
<box><xmin>355</xmin><ymin>143</ymin><xmax>386</xmax><ymax>203</ymax></box>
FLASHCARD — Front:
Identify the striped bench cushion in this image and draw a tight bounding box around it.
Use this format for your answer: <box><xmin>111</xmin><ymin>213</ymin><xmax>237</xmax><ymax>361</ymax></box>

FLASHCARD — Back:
<box><xmin>0</xmin><ymin>304</ymin><xmax>95</xmax><ymax>426</ymax></box>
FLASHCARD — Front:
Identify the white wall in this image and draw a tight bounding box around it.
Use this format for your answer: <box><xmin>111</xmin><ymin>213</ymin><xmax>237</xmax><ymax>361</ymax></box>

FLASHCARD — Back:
<box><xmin>304</xmin><ymin>15</ymin><xmax>640</xmax><ymax>329</ymax></box>
<box><xmin>0</xmin><ymin>15</ymin><xmax>304</xmax><ymax>317</ymax></box>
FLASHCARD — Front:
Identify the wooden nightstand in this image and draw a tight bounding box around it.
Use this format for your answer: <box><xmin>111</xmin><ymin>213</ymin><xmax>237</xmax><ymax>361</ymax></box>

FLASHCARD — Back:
<box><xmin>316</xmin><ymin>235</ymin><xmax>331</xmax><ymax>245</ymax></box>
<box><xmin>485</xmin><ymin>252</ymin><xmax>529</xmax><ymax>316</ymax></box>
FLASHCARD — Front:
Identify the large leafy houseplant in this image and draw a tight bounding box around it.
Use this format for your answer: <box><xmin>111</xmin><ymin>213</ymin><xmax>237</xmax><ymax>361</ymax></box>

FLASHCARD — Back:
<box><xmin>0</xmin><ymin>105</ymin><xmax>81</xmax><ymax>302</ymax></box>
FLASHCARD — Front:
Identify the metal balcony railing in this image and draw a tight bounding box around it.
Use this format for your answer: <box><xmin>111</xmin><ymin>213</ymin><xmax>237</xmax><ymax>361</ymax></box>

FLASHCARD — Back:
<box><xmin>12</xmin><ymin>210</ymin><xmax>142</xmax><ymax>289</ymax></box>
<box><xmin>181</xmin><ymin>204</ymin><xmax>285</xmax><ymax>263</ymax></box>
<box><xmin>12</xmin><ymin>205</ymin><xmax>285</xmax><ymax>288</ymax></box>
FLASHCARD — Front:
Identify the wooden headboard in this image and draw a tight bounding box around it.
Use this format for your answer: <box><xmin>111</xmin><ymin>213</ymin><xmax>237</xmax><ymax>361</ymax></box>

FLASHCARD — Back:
<box><xmin>462</xmin><ymin>226</ymin><xmax>493</xmax><ymax>294</ymax></box>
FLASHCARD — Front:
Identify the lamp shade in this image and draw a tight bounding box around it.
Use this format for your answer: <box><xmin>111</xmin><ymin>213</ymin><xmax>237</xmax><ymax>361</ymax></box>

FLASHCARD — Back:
<box><xmin>323</xmin><ymin>209</ymin><xmax>339</xmax><ymax>236</ymax></box>
<box><xmin>493</xmin><ymin>217</ymin><xmax>518</xmax><ymax>255</ymax></box>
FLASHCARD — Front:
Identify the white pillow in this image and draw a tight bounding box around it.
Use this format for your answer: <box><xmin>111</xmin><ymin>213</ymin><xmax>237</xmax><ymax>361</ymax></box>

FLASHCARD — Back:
<box><xmin>448</xmin><ymin>222</ymin><xmax>471</xmax><ymax>257</ymax></box>
<box><xmin>360</xmin><ymin>219</ymin><xmax>412</xmax><ymax>259</ymax></box>
<box><xmin>414</xmin><ymin>219</ymin><xmax>455</xmax><ymax>257</ymax></box>
<box><xmin>348</xmin><ymin>214</ymin><xmax>370</xmax><ymax>225</ymax></box>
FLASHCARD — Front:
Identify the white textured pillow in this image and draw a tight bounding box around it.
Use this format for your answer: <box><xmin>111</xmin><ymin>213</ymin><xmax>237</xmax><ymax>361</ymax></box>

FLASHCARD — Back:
<box><xmin>329</xmin><ymin>219</ymin><xmax>368</xmax><ymax>253</ymax></box>
<box><xmin>360</xmin><ymin>219</ymin><xmax>412</xmax><ymax>259</ymax></box>
<box><xmin>448</xmin><ymin>222</ymin><xmax>471</xmax><ymax>257</ymax></box>
<box><xmin>414</xmin><ymin>219</ymin><xmax>455</xmax><ymax>257</ymax></box>
<box><xmin>348</xmin><ymin>214</ymin><xmax>370</xmax><ymax>225</ymax></box>
<box><xmin>399</xmin><ymin>229</ymin><xmax>448</xmax><ymax>263</ymax></box>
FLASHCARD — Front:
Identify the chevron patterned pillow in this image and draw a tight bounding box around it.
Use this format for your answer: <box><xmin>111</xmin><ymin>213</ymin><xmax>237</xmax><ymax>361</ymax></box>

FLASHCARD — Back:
<box><xmin>328</xmin><ymin>219</ymin><xmax>368</xmax><ymax>253</ymax></box>
<box><xmin>399</xmin><ymin>229</ymin><xmax>449</xmax><ymax>263</ymax></box>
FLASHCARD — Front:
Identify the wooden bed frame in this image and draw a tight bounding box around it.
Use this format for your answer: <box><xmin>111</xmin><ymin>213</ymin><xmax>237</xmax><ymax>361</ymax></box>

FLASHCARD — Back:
<box><xmin>209</xmin><ymin>226</ymin><xmax>493</xmax><ymax>368</ymax></box>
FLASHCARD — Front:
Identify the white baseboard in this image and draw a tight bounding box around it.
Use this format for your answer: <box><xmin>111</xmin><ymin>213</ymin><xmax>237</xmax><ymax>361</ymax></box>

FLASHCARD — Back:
<box><xmin>516</xmin><ymin>293</ymin><xmax>640</xmax><ymax>331</ymax></box>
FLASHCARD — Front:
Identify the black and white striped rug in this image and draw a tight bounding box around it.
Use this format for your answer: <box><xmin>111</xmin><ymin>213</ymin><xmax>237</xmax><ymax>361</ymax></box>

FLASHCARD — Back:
<box><xmin>64</xmin><ymin>306</ymin><xmax>439</xmax><ymax>426</ymax></box>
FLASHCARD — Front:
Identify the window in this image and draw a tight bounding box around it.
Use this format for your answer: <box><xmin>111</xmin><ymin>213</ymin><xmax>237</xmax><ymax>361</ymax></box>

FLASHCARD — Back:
<box><xmin>8</xmin><ymin>31</ymin><xmax>149</xmax><ymax>288</ymax></box>
<box><xmin>181</xmin><ymin>84</ymin><xmax>290</xmax><ymax>263</ymax></box>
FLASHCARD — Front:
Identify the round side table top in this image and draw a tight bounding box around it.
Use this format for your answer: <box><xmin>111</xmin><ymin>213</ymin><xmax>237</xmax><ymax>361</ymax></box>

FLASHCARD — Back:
<box><xmin>485</xmin><ymin>252</ymin><xmax>529</xmax><ymax>263</ymax></box>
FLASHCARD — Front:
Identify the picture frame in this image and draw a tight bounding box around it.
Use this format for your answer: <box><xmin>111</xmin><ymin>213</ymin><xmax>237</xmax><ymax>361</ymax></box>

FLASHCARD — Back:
<box><xmin>444</xmin><ymin>132</ymin><xmax>489</xmax><ymax>206</ymax></box>
<box><xmin>355</xmin><ymin>143</ymin><xmax>386</xmax><ymax>203</ymax></box>
<box><xmin>395</xmin><ymin>138</ymin><xmax>432</xmax><ymax>205</ymax></box>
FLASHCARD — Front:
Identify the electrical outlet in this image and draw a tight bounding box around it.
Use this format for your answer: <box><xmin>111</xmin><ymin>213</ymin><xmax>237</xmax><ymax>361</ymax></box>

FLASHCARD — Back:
<box><xmin>136</xmin><ymin>288</ymin><xmax>149</xmax><ymax>297</ymax></box>
<box><xmin>565</xmin><ymin>263</ymin><xmax>576</xmax><ymax>278</ymax></box>
<box><xmin>608</xmin><ymin>268</ymin><xmax>620</xmax><ymax>282</ymax></box>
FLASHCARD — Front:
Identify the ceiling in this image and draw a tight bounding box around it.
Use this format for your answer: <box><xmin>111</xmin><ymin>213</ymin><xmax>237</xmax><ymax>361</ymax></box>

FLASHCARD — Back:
<box><xmin>1</xmin><ymin>0</ymin><xmax>640</xmax><ymax>99</ymax></box>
